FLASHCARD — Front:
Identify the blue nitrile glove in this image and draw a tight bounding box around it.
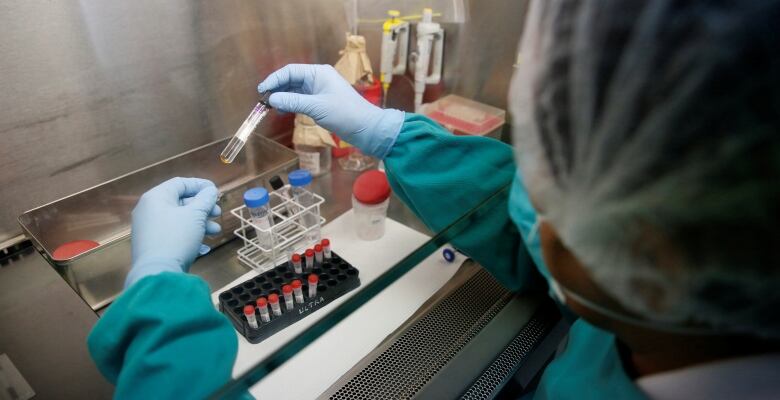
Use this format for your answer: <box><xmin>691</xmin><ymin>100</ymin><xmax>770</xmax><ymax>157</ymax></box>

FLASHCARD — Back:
<box><xmin>125</xmin><ymin>177</ymin><xmax>222</xmax><ymax>288</ymax></box>
<box><xmin>258</xmin><ymin>64</ymin><xmax>405</xmax><ymax>159</ymax></box>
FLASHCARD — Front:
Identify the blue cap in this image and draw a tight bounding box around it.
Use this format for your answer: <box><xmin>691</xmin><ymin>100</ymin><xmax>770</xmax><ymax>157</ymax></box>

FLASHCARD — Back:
<box><xmin>243</xmin><ymin>187</ymin><xmax>269</xmax><ymax>208</ymax></box>
<box><xmin>288</xmin><ymin>169</ymin><xmax>312</xmax><ymax>187</ymax></box>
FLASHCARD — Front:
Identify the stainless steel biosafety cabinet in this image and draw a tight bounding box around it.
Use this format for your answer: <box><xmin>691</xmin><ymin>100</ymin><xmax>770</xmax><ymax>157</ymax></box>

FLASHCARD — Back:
<box><xmin>0</xmin><ymin>1</ymin><xmax>566</xmax><ymax>398</ymax></box>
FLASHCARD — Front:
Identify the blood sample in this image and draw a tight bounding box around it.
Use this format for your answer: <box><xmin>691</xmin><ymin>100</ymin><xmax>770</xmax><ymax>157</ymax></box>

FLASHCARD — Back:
<box><xmin>244</xmin><ymin>305</ymin><xmax>259</xmax><ymax>329</ymax></box>
<box><xmin>291</xmin><ymin>253</ymin><xmax>303</xmax><ymax>274</ymax></box>
<box><xmin>308</xmin><ymin>274</ymin><xmax>319</xmax><ymax>298</ymax></box>
<box><xmin>292</xmin><ymin>279</ymin><xmax>304</xmax><ymax>303</ymax></box>
<box><xmin>321</xmin><ymin>238</ymin><xmax>332</xmax><ymax>259</ymax></box>
<box><xmin>269</xmin><ymin>293</ymin><xmax>282</xmax><ymax>316</ymax></box>
<box><xmin>314</xmin><ymin>244</ymin><xmax>323</xmax><ymax>265</ymax></box>
<box><xmin>256</xmin><ymin>297</ymin><xmax>271</xmax><ymax>322</ymax></box>
<box><xmin>305</xmin><ymin>249</ymin><xmax>315</xmax><ymax>270</ymax></box>
<box><xmin>282</xmin><ymin>285</ymin><xmax>294</xmax><ymax>310</ymax></box>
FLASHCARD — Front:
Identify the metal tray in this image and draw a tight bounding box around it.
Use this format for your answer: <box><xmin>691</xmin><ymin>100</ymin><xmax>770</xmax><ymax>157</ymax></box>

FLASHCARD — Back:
<box><xmin>18</xmin><ymin>136</ymin><xmax>298</xmax><ymax>310</ymax></box>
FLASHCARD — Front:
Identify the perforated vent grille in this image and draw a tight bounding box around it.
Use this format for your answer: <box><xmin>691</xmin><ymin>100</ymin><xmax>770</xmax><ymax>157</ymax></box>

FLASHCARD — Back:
<box><xmin>328</xmin><ymin>269</ymin><xmax>510</xmax><ymax>400</ymax></box>
<box><xmin>460</xmin><ymin>314</ymin><xmax>550</xmax><ymax>399</ymax></box>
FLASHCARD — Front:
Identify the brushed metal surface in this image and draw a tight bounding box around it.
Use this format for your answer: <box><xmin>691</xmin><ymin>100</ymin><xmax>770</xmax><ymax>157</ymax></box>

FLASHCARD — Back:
<box><xmin>0</xmin><ymin>0</ymin><xmax>348</xmax><ymax>244</ymax></box>
<box><xmin>2</xmin><ymin>0</ymin><xmax>529</xmax><ymax>244</ymax></box>
<box><xmin>18</xmin><ymin>136</ymin><xmax>298</xmax><ymax>310</ymax></box>
<box><xmin>0</xmin><ymin>244</ymin><xmax>114</xmax><ymax>399</ymax></box>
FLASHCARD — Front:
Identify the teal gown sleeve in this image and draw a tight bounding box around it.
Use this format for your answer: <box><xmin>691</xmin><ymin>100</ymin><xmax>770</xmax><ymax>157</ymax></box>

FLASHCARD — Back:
<box><xmin>386</xmin><ymin>114</ymin><xmax>646</xmax><ymax>399</ymax></box>
<box><xmin>87</xmin><ymin>272</ymin><xmax>238</xmax><ymax>399</ymax></box>
<box><xmin>530</xmin><ymin>320</ymin><xmax>648</xmax><ymax>400</ymax></box>
<box><xmin>384</xmin><ymin>114</ymin><xmax>539</xmax><ymax>291</ymax></box>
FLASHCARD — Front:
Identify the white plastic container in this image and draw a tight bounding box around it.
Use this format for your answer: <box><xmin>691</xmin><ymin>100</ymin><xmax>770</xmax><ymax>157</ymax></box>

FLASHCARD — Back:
<box><xmin>352</xmin><ymin>197</ymin><xmax>390</xmax><ymax>240</ymax></box>
<box><xmin>243</xmin><ymin>187</ymin><xmax>273</xmax><ymax>249</ymax></box>
<box><xmin>352</xmin><ymin>170</ymin><xmax>392</xmax><ymax>241</ymax></box>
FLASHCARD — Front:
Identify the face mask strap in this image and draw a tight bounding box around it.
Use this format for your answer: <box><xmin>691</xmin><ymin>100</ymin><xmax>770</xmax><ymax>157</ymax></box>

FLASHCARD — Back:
<box><xmin>548</xmin><ymin>277</ymin><xmax>567</xmax><ymax>304</ymax></box>
<box><xmin>527</xmin><ymin>214</ymin><xmax>545</xmax><ymax>243</ymax></box>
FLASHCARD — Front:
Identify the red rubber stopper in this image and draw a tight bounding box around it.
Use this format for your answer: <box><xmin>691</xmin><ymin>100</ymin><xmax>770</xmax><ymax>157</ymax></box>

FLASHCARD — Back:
<box><xmin>268</xmin><ymin>293</ymin><xmax>279</xmax><ymax>303</ymax></box>
<box><xmin>353</xmin><ymin>170</ymin><xmax>391</xmax><ymax>205</ymax></box>
<box><xmin>321</xmin><ymin>239</ymin><xmax>330</xmax><ymax>246</ymax></box>
<box><xmin>282</xmin><ymin>285</ymin><xmax>292</xmax><ymax>294</ymax></box>
<box><xmin>305</xmin><ymin>249</ymin><xmax>314</xmax><ymax>257</ymax></box>
<box><xmin>314</xmin><ymin>244</ymin><xmax>322</xmax><ymax>253</ymax></box>
<box><xmin>244</xmin><ymin>305</ymin><xmax>255</xmax><ymax>315</ymax></box>
<box><xmin>256</xmin><ymin>297</ymin><xmax>267</xmax><ymax>307</ymax></box>
<box><xmin>308</xmin><ymin>274</ymin><xmax>319</xmax><ymax>284</ymax></box>
<box><xmin>291</xmin><ymin>279</ymin><xmax>302</xmax><ymax>289</ymax></box>
<box><xmin>292</xmin><ymin>253</ymin><xmax>301</xmax><ymax>262</ymax></box>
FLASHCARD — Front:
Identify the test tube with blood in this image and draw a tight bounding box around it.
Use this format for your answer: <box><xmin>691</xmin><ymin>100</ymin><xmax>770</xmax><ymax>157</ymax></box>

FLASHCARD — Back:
<box><xmin>292</xmin><ymin>279</ymin><xmax>304</xmax><ymax>303</ymax></box>
<box><xmin>268</xmin><ymin>293</ymin><xmax>282</xmax><ymax>316</ymax></box>
<box><xmin>244</xmin><ymin>305</ymin><xmax>259</xmax><ymax>329</ymax></box>
<box><xmin>282</xmin><ymin>284</ymin><xmax>294</xmax><ymax>310</ymax></box>
<box><xmin>256</xmin><ymin>297</ymin><xmax>271</xmax><ymax>322</ymax></box>
<box><xmin>314</xmin><ymin>244</ymin><xmax>323</xmax><ymax>265</ymax></box>
<box><xmin>291</xmin><ymin>253</ymin><xmax>303</xmax><ymax>274</ymax></box>
<box><xmin>308</xmin><ymin>274</ymin><xmax>319</xmax><ymax>298</ymax></box>
<box><xmin>305</xmin><ymin>249</ymin><xmax>315</xmax><ymax>271</ymax></box>
<box><xmin>321</xmin><ymin>238</ymin><xmax>332</xmax><ymax>259</ymax></box>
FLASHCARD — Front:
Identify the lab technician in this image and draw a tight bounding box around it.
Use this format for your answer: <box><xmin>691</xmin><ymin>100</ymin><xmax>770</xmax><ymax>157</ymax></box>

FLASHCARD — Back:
<box><xmin>88</xmin><ymin>1</ymin><xmax>780</xmax><ymax>398</ymax></box>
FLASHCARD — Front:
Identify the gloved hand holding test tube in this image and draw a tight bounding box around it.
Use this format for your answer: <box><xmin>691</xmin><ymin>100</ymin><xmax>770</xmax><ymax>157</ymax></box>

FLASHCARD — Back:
<box><xmin>219</xmin><ymin>91</ymin><xmax>272</xmax><ymax>164</ymax></box>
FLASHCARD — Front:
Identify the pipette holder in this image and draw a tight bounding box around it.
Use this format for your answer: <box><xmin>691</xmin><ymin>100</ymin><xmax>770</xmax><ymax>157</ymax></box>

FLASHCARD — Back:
<box><xmin>231</xmin><ymin>186</ymin><xmax>325</xmax><ymax>272</ymax></box>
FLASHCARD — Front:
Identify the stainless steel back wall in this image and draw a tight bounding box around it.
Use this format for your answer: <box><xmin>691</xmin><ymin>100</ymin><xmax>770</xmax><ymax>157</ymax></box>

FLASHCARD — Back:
<box><xmin>358</xmin><ymin>0</ymin><xmax>527</xmax><ymax>112</ymax></box>
<box><xmin>0</xmin><ymin>0</ymin><xmax>528</xmax><ymax>244</ymax></box>
<box><xmin>0</xmin><ymin>0</ymin><xmax>347</xmax><ymax>244</ymax></box>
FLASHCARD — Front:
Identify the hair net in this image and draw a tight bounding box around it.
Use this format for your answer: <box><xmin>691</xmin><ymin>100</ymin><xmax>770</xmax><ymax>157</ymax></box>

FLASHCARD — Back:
<box><xmin>510</xmin><ymin>0</ymin><xmax>780</xmax><ymax>337</ymax></box>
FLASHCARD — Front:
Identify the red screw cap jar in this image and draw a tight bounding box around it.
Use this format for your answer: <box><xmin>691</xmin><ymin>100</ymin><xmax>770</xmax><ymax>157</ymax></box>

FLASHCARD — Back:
<box><xmin>352</xmin><ymin>170</ymin><xmax>391</xmax><ymax>240</ymax></box>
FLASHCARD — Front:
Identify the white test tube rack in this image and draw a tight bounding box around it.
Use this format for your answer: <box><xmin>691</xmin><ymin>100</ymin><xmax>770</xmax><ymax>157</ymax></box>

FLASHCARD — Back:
<box><xmin>231</xmin><ymin>185</ymin><xmax>325</xmax><ymax>272</ymax></box>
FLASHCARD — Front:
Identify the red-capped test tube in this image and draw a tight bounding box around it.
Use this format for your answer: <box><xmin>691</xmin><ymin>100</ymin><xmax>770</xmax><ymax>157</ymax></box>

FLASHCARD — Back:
<box><xmin>292</xmin><ymin>279</ymin><xmax>304</xmax><ymax>303</ymax></box>
<box><xmin>291</xmin><ymin>253</ymin><xmax>303</xmax><ymax>274</ymax></box>
<box><xmin>244</xmin><ymin>305</ymin><xmax>259</xmax><ymax>329</ymax></box>
<box><xmin>314</xmin><ymin>244</ymin><xmax>323</xmax><ymax>265</ymax></box>
<box><xmin>256</xmin><ymin>297</ymin><xmax>271</xmax><ymax>322</ymax></box>
<box><xmin>282</xmin><ymin>284</ymin><xmax>294</xmax><ymax>310</ymax></box>
<box><xmin>308</xmin><ymin>274</ymin><xmax>319</xmax><ymax>298</ymax></box>
<box><xmin>305</xmin><ymin>249</ymin><xmax>315</xmax><ymax>270</ymax></box>
<box><xmin>321</xmin><ymin>239</ymin><xmax>332</xmax><ymax>259</ymax></box>
<box><xmin>268</xmin><ymin>293</ymin><xmax>282</xmax><ymax>316</ymax></box>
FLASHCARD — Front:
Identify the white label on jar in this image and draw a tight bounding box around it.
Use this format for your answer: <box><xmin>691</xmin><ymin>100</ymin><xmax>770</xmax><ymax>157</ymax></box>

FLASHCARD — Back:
<box><xmin>297</xmin><ymin>151</ymin><xmax>320</xmax><ymax>175</ymax></box>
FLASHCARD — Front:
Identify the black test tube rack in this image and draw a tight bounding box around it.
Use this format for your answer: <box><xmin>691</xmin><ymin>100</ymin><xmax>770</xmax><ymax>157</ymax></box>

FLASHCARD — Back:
<box><xmin>218</xmin><ymin>252</ymin><xmax>360</xmax><ymax>344</ymax></box>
